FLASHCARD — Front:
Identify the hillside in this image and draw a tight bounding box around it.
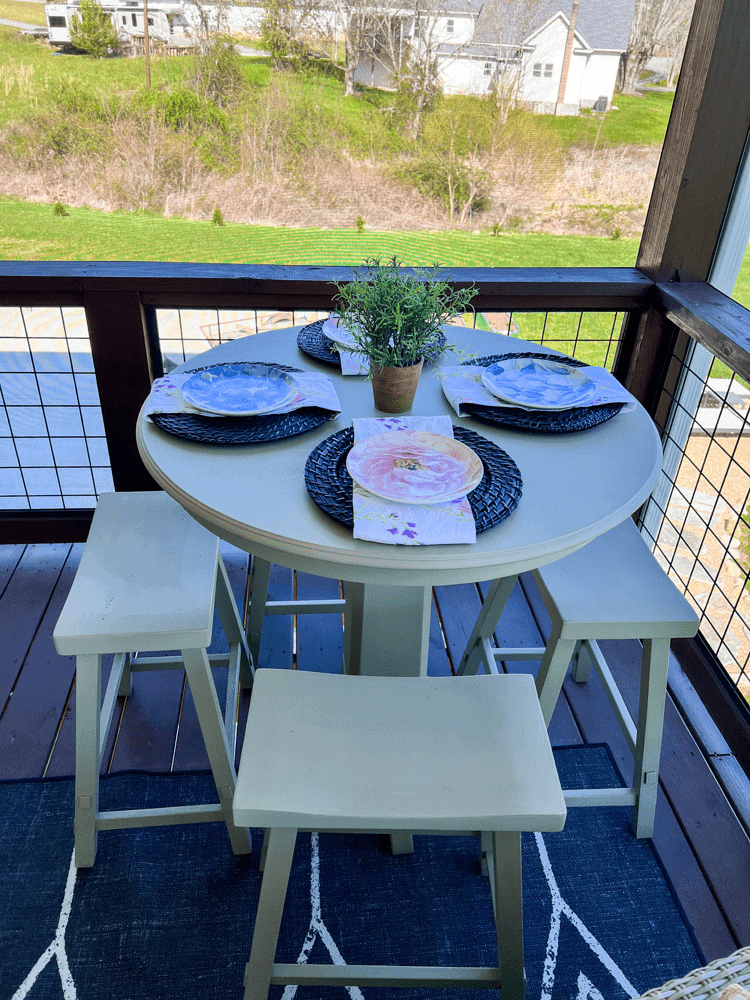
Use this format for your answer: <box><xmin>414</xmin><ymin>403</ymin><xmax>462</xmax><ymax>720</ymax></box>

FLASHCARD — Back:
<box><xmin>0</xmin><ymin>26</ymin><xmax>674</xmax><ymax>239</ymax></box>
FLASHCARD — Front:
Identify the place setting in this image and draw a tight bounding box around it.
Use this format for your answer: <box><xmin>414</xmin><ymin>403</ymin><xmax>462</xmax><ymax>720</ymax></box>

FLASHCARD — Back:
<box><xmin>143</xmin><ymin>360</ymin><xmax>342</xmax><ymax>444</ymax></box>
<box><xmin>297</xmin><ymin>313</ymin><xmax>447</xmax><ymax>375</ymax></box>
<box><xmin>441</xmin><ymin>351</ymin><xmax>637</xmax><ymax>433</ymax></box>
<box><xmin>304</xmin><ymin>414</ymin><xmax>523</xmax><ymax>544</ymax></box>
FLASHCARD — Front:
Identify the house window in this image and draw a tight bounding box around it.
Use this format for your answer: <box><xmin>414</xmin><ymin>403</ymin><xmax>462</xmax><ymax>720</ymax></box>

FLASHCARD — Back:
<box><xmin>447</xmin><ymin>19</ymin><xmax>454</xmax><ymax>32</ymax></box>
<box><xmin>413</xmin><ymin>18</ymin><xmax>420</xmax><ymax>37</ymax></box>
<box><xmin>484</xmin><ymin>62</ymin><xmax>492</xmax><ymax>76</ymax></box>
<box><xmin>544</xmin><ymin>63</ymin><xmax>553</xmax><ymax>77</ymax></box>
<box><xmin>147</xmin><ymin>16</ymin><xmax>153</xmax><ymax>24</ymax></box>
<box><xmin>533</xmin><ymin>63</ymin><xmax>541</xmax><ymax>77</ymax></box>
<box><xmin>48</xmin><ymin>14</ymin><xmax>66</xmax><ymax>25</ymax></box>
<box><xmin>131</xmin><ymin>13</ymin><xmax>137</xmax><ymax>25</ymax></box>
<box><xmin>121</xmin><ymin>15</ymin><xmax>126</xmax><ymax>23</ymax></box>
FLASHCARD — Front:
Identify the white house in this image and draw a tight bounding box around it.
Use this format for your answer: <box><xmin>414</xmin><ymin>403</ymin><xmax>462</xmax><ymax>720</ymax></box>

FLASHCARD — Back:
<box><xmin>355</xmin><ymin>0</ymin><xmax>637</xmax><ymax>114</ymax></box>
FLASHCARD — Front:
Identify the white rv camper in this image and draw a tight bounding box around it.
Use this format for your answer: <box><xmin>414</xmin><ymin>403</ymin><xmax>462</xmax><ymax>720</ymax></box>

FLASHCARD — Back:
<box><xmin>44</xmin><ymin>1</ymin><xmax>181</xmax><ymax>46</ymax></box>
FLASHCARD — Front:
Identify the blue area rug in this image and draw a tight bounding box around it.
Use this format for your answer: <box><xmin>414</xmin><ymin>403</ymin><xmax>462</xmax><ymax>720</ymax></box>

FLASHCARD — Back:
<box><xmin>0</xmin><ymin>746</ymin><xmax>702</xmax><ymax>1000</ymax></box>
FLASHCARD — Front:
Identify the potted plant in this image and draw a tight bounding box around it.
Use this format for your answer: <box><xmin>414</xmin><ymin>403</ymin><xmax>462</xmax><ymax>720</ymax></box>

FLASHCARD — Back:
<box><xmin>332</xmin><ymin>256</ymin><xmax>476</xmax><ymax>413</ymax></box>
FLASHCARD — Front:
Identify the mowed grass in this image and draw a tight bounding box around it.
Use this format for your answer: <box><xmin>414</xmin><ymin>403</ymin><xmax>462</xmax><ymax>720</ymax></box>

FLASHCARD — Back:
<box><xmin>0</xmin><ymin>1</ymin><xmax>45</xmax><ymax>26</ymax></box>
<box><xmin>0</xmin><ymin>196</ymin><xmax>641</xmax><ymax>266</ymax></box>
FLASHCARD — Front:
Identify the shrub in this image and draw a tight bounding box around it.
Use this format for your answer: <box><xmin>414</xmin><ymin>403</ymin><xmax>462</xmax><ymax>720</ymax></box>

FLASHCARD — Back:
<box><xmin>212</xmin><ymin>206</ymin><xmax>225</xmax><ymax>226</ymax></box>
<box><xmin>69</xmin><ymin>0</ymin><xmax>119</xmax><ymax>58</ymax></box>
<box><xmin>52</xmin><ymin>201</ymin><xmax>68</xmax><ymax>216</ymax></box>
<box><xmin>355</xmin><ymin>214</ymin><xmax>365</xmax><ymax>232</ymax></box>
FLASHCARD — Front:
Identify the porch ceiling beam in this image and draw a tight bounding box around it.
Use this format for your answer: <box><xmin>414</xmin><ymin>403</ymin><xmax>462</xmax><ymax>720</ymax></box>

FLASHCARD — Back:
<box><xmin>0</xmin><ymin>264</ymin><xmax>652</xmax><ymax>312</ymax></box>
<box><xmin>656</xmin><ymin>281</ymin><xmax>750</xmax><ymax>385</ymax></box>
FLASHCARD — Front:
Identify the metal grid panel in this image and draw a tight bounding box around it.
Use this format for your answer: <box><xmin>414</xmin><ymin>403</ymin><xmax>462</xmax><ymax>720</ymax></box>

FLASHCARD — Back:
<box><xmin>0</xmin><ymin>306</ymin><xmax>113</xmax><ymax>510</ymax></box>
<box><xmin>154</xmin><ymin>308</ymin><xmax>625</xmax><ymax>370</ymax></box>
<box><xmin>641</xmin><ymin>342</ymin><xmax>750</xmax><ymax>700</ymax></box>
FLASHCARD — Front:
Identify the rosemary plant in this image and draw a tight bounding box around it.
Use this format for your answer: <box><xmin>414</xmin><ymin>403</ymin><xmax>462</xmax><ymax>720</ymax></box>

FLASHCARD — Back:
<box><xmin>333</xmin><ymin>257</ymin><xmax>476</xmax><ymax>368</ymax></box>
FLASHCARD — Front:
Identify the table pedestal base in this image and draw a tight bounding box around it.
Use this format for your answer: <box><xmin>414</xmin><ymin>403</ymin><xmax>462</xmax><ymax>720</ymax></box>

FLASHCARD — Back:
<box><xmin>344</xmin><ymin>583</ymin><xmax>432</xmax><ymax>677</ymax></box>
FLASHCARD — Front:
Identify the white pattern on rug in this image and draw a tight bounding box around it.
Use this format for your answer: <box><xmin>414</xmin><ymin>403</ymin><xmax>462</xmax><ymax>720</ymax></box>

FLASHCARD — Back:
<box><xmin>535</xmin><ymin>832</ymin><xmax>638</xmax><ymax>1000</ymax></box>
<box><xmin>13</xmin><ymin>850</ymin><xmax>77</xmax><ymax>1000</ymax></box>
<box><xmin>11</xmin><ymin>831</ymin><xmax>643</xmax><ymax>1000</ymax></box>
<box><xmin>281</xmin><ymin>832</ymin><xmax>364</xmax><ymax>1001</ymax></box>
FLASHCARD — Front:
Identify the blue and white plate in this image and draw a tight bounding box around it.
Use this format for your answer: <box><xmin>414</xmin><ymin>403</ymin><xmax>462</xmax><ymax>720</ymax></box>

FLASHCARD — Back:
<box><xmin>481</xmin><ymin>357</ymin><xmax>595</xmax><ymax>411</ymax></box>
<box><xmin>180</xmin><ymin>363</ymin><xmax>299</xmax><ymax>417</ymax></box>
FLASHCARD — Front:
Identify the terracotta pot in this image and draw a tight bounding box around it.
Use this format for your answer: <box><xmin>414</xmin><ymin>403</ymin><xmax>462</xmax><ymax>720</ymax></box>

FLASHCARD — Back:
<box><xmin>370</xmin><ymin>359</ymin><xmax>423</xmax><ymax>413</ymax></box>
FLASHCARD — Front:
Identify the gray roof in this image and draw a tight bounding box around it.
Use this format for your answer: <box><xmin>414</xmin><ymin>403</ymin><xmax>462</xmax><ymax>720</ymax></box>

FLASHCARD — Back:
<box><xmin>465</xmin><ymin>1</ymin><xmax>635</xmax><ymax>53</ymax></box>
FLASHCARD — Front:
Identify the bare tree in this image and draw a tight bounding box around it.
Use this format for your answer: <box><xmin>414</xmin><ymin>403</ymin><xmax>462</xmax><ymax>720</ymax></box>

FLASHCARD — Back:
<box><xmin>478</xmin><ymin>0</ymin><xmax>546</xmax><ymax>122</ymax></box>
<box><xmin>620</xmin><ymin>0</ymin><xmax>695</xmax><ymax>96</ymax></box>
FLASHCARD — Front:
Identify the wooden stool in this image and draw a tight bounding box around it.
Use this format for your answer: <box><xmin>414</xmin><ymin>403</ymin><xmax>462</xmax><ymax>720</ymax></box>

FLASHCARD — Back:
<box><xmin>457</xmin><ymin>518</ymin><xmax>699</xmax><ymax>838</ymax></box>
<box><xmin>233</xmin><ymin>669</ymin><xmax>567</xmax><ymax>1000</ymax></box>
<box><xmin>53</xmin><ymin>491</ymin><xmax>254</xmax><ymax>867</ymax></box>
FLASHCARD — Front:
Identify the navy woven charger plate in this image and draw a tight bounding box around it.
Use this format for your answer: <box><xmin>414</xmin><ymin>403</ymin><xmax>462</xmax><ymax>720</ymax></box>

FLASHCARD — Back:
<box><xmin>297</xmin><ymin>319</ymin><xmax>448</xmax><ymax>368</ymax></box>
<box><xmin>150</xmin><ymin>361</ymin><xmax>333</xmax><ymax>445</ymax></box>
<box><xmin>462</xmin><ymin>352</ymin><xmax>623</xmax><ymax>433</ymax></box>
<box><xmin>305</xmin><ymin>425</ymin><xmax>523</xmax><ymax>534</ymax></box>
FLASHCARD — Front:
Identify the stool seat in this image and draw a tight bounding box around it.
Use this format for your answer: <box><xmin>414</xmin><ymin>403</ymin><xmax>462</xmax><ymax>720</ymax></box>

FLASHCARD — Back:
<box><xmin>235</xmin><ymin>670</ymin><xmax>566</xmax><ymax>833</ymax></box>
<box><xmin>53</xmin><ymin>491</ymin><xmax>253</xmax><ymax>867</ymax></box>
<box><xmin>54</xmin><ymin>491</ymin><xmax>220</xmax><ymax>656</ymax></box>
<box><xmin>234</xmin><ymin>669</ymin><xmax>566</xmax><ymax>999</ymax></box>
<box><xmin>534</xmin><ymin>519</ymin><xmax>699</xmax><ymax>639</ymax></box>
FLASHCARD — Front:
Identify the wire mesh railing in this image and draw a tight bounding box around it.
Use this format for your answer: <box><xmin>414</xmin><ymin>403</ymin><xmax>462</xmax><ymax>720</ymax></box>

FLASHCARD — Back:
<box><xmin>639</xmin><ymin>339</ymin><xmax>750</xmax><ymax>701</ymax></box>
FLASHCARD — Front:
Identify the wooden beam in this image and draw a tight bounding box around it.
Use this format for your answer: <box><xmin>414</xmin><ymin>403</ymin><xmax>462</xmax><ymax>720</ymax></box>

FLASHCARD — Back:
<box><xmin>0</xmin><ymin>263</ymin><xmax>653</xmax><ymax>312</ymax></box>
<box><xmin>84</xmin><ymin>291</ymin><xmax>159</xmax><ymax>492</ymax></box>
<box><xmin>615</xmin><ymin>0</ymin><xmax>750</xmax><ymax>404</ymax></box>
<box><xmin>656</xmin><ymin>281</ymin><xmax>750</xmax><ymax>384</ymax></box>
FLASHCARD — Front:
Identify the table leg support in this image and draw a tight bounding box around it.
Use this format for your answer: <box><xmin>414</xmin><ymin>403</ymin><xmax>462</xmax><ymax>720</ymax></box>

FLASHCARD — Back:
<box><xmin>344</xmin><ymin>583</ymin><xmax>432</xmax><ymax>677</ymax></box>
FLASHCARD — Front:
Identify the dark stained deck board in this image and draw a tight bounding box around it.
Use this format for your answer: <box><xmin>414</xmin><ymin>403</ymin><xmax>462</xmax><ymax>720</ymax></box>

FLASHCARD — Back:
<box><xmin>0</xmin><ymin>544</ymin><xmax>82</xmax><ymax>779</ymax></box>
<box><xmin>0</xmin><ymin>545</ymin><xmax>748</xmax><ymax>967</ymax></box>
<box><xmin>295</xmin><ymin>571</ymin><xmax>344</xmax><ymax>675</ymax></box>
<box><xmin>0</xmin><ymin>543</ymin><xmax>72</xmax><ymax>711</ymax></box>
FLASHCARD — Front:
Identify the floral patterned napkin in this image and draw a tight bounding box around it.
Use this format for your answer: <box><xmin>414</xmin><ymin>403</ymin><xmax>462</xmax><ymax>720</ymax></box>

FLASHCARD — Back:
<box><xmin>144</xmin><ymin>366</ymin><xmax>341</xmax><ymax>420</ymax></box>
<box><xmin>351</xmin><ymin>415</ymin><xmax>476</xmax><ymax>546</ymax></box>
<box><xmin>441</xmin><ymin>362</ymin><xmax>636</xmax><ymax>417</ymax></box>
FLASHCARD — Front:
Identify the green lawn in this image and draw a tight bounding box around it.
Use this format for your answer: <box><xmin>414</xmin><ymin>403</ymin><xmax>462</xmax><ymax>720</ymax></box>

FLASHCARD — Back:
<box><xmin>0</xmin><ymin>196</ymin><xmax>642</xmax><ymax>266</ymax></box>
<box><xmin>0</xmin><ymin>1</ymin><xmax>45</xmax><ymax>26</ymax></box>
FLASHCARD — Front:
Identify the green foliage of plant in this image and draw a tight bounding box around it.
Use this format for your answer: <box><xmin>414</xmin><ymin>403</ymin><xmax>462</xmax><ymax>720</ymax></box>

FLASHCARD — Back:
<box><xmin>69</xmin><ymin>0</ymin><xmax>119</xmax><ymax>58</ymax></box>
<box><xmin>52</xmin><ymin>200</ymin><xmax>68</xmax><ymax>216</ymax></box>
<box><xmin>192</xmin><ymin>37</ymin><xmax>245</xmax><ymax>106</ymax></box>
<box><xmin>212</xmin><ymin>206</ymin><xmax>224</xmax><ymax>226</ymax></box>
<box><xmin>332</xmin><ymin>256</ymin><xmax>476</xmax><ymax>367</ymax></box>
<box><xmin>398</xmin><ymin>155</ymin><xmax>489</xmax><ymax>221</ymax></box>
<box><xmin>355</xmin><ymin>215</ymin><xmax>365</xmax><ymax>232</ymax></box>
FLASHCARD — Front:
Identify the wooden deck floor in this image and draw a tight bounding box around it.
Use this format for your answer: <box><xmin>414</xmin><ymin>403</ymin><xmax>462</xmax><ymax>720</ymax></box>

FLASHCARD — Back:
<box><xmin>1</xmin><ymin>541</ymin><xmax>749</xmax><ymax>970</ymax></box>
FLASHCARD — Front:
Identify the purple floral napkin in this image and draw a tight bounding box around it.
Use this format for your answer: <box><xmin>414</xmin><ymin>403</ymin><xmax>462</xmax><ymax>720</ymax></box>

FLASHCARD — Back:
<box><xmin>351</xmin><ymin>415</ymin><xmax>476</xmax><ymax>546</ymax></box>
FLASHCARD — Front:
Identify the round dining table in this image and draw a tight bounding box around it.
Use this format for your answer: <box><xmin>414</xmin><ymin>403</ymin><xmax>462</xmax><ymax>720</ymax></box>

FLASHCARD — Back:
<box><xmin>137</xmin><ymin>324</ymin><xmax>663</xmax><ymax>679</ymax></box>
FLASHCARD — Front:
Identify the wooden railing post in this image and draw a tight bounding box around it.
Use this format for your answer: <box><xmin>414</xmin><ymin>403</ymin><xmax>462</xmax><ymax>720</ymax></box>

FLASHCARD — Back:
<box><xmin>84</xmin><ymin>291</ymin><xmax>160</xmax><ymax>492</ymax></box>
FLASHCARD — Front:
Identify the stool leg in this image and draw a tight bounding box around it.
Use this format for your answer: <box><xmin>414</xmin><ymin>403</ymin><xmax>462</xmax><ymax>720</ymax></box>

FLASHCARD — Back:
<box><xmin>491</xmin><ymin>830</ymin><xmax>525</xmax><ymax>1000</ymax></box>
<box><xmin>181</xmin><ymin>647</ymin><xmax>252</xmax><ymax>856</ymax></box>
<box><xmin>215</xmin><ymin>554</ymin><xmax>254</xmax><ymax>690</ymax></box>
<box><xmin>631</xmin><ymin>637</ymin><xmax>670</xmax><ymax>839</ymax></box>
<box><xmin>74</xmin><ymin>653</ymin><xmax>101</xmax><ymax>868</ymax></box>
<box><xmin>247</xmin><ymin>556</ymin><xmax>271</xmax><ymax>670</ymax></box>
<box><xmin>244</xmin><ymin>827</ymin><xmax>298</xmax><ymax>1000</ymax></box>
<box><xmin>570</xmin><ymin>640</ymin><xmax>589</xmax><ymax>683</ymax></box>
<box><xmin>535</xmin><ymin>627</ymin><xmax>578</xmax><ymax>727</ymax></box>
<box><xmin>456</xmin><ymin>575</ymin><xmax>518</xmax><ymax>676</ymax></box>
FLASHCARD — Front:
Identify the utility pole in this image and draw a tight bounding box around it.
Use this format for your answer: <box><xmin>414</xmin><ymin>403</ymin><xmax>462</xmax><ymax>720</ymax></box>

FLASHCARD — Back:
<box><xmin>143</xmin><ymin>0</ymin><xmax>151</xmax><ymax>88</ymax></box>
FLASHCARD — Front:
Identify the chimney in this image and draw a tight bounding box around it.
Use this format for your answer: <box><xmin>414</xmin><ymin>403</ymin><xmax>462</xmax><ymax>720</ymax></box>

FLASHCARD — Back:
<box><xmin>556</xmin><ymin>1</ymin><xmax>579</xmax><ymax>114</ymax></box>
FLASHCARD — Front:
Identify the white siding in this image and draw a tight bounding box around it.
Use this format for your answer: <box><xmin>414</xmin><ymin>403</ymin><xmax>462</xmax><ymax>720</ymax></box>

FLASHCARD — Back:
<box><xmin>521</xmin><ymin>18</ymin><xmax>568</xmax><ymax>105</ymax></box>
